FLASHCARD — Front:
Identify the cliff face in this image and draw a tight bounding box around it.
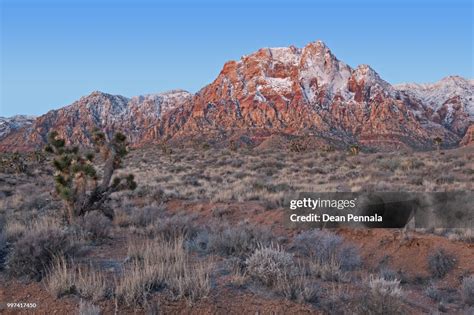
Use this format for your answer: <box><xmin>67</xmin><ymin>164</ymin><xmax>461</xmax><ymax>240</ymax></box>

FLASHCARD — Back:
<box><xmin>460</xmin><ymin>124</ymin><xmax>474</xmax><ymax>146</ymax></box>
<box><xmin>1</xmin><ymin>41</ymin><xmax>472</xmax><ymax>151</ymax></box>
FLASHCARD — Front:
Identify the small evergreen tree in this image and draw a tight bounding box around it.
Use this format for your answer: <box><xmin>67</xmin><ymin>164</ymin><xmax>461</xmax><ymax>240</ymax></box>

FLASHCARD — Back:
<box><xmin>45</xmin><ymin>129</ymin><xmax>136</xmax><ymax>223</ymax></box>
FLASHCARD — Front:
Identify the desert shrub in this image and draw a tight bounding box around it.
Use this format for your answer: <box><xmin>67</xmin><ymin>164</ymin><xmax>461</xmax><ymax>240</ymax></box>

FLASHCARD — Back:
<box><xmin>205</xmin><ymin>221</ymin><xmax>273</xmax><ymax>257</ymax></box>
<box><xmin>424</xmin><ymin>283</ymin><xmax>456</xmax><ymax>303</ymax></box>
<box><xmin>3</xmin><ymin>220</ymin><xmax>28</xmax><ymax>242</ymax></box>
<box><xmin>462</xmin><ymin>275</ymin><xmax>474</xmax><ymax>306</ymax></box>
<box><xmin>275</xmin><ymin>272</ymin><xmax>320</xmax><ymax>303</ymax></box>
<box><xmin>319</xmin><ymin>285</ymin><xmax>351</xmax><ymax>314</ymax></box>
<box><xmin>246</xmin><ymin>245</ymin><xmax>294</xmax><ymax>287</ymax></box>
<box><xmin>145</xmin><ymin>215</ymin><xmax>198</xmax><ymax>241</ymax></box>
<box><xmin>75</xmin><ymin>211</ymin><xmax>111</xmax><ymax>242</ymax></box>
<box><xmin>113</xmin><ymin>208</ymin><xmax>131</xmax><ymax>227</ymax></box>
<box><xmin>78</xmin><ymin>300</ymin><xmax>101</xmax><ymax>315</ymax></box>
<box><xmin>428</xmin><ymin>249</ymin><xmax>456</xmax><ymax>278</ymax></box>
<box><xmin>185</xmin><ymin>229</ymin><xmax>210</xmax><ymax>253</ymax></box>
<box><xmin>129</xmin><ymin>206</ymin><xmax>163</xmax><ymax>227</ymax></box>
<box><xmin>425</xmin><ymin>283</ymin><xmax>442</xmax><ymax>302</ymax></box>
<box><xmin>292</xmin><ymin>229</ymin><xmax>360</xmax><ymax>271</ymax></box>
<box><xmin>211</xmin><ymin>207</ymin><xmax>231</xmax><ymax>218</ymax></box>
<box><xmin>436</xmin><ymin>175</ymin><xmax>455</xmax><ymax>184</ymax></box>
<box><xmin>338</xmin><ymin>244</ymin><xmax>362</xmax><ymax>271</ymax></box>
<box><xmin>377</xmin><ymin>158</ymin><xmax>400</xmax><ymax>172</ymax></box>
<box><xmin>357</xmin><ymin>275</ymin><xmax>404</xmax><ymax>314</ymax></box>
<box><xmin>399</xmin><ymin>159</ymin><xmax>425</xmax><ymax>171</ymax></box>
<box><xmin>7</xmin><ymin>226</ymin><xmax>81</xmax><ymax>280</ymax></box>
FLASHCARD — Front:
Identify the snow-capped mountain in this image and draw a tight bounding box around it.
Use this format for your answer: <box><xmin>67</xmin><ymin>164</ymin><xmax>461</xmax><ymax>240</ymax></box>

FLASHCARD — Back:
<box><xmin>0</xmin><ymin>90</ymin><xmax>192</xmax><ymax>151</ymax></box>
<box><xmin>0</xmin><ymin>115</ymin><xmax>36</xmax><ymax>140</ymax></box>
<box><xmin>0</xmin><ymin>40</ymin><xmax>472</xmax><ymax>151</ymax></box>
<box><xmin>394</xmin><ymin>76</ymin><xmax>473</xmax><ymax>136</ymax></box>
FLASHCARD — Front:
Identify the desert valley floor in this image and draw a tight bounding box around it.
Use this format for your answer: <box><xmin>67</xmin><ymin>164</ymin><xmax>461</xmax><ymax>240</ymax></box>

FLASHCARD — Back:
<box><xmin>0</xmin><ymin>145</ymin><xmax>473</xmax><ymax>314</ymax></box>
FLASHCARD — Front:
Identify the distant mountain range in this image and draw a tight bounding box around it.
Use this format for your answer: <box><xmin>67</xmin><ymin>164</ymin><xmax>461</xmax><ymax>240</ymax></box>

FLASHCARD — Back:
<box><xmin>0</xmin><ymin>115</ymin><xmax>36</xmax><ymax>140</ymax></box>
<box><xmin>1</xmin><ymin>40</ymin><xmax>472</xmax><ymax>151</ymax></box>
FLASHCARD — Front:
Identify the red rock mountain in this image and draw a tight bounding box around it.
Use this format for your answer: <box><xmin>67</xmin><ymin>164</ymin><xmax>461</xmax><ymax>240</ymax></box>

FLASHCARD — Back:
<box><xmin>1</xmin><ymin>41</ymin><xmax>472</xmax><ymax>151</ymax></box>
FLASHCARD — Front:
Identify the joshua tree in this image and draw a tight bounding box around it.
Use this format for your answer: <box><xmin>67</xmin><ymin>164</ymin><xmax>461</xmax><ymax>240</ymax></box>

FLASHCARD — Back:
<box><xmin>349</xmin><ymin>144</ymin><xmax>360</xmax><ymax>155</ymax></box>
<box><xmin>11</xmin><ymin>152</ymin><xmax>28</xmax><ymax>173</ymax></box>
<box><xmin>45</xmin><ymin>129</ymin><xmax>136</xmax><ymax>223</ymax></box>
<box><xmin>433</xmin><ymin>136</ymin><xmax>443</xmax><ymax>151</ymax></box>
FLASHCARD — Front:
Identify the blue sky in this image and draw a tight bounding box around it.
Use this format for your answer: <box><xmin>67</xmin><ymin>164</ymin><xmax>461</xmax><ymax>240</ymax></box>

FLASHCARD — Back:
<box><xmin>1</xmin><ymin>0</ymin><xmax>472</xmax><ymax>116</ymax></box>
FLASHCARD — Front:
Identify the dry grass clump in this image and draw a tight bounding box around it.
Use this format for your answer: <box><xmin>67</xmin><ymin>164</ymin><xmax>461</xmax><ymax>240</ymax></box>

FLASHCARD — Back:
<box><xmin>115</xmin><ymin>260</ymin><xmax>158</xmax><ymax>306</ymax></box>
<box><xmin>147</xmin><ymin>214</ymin><xmax>198</xmax><ymax>241</ymax></box>
<box><xmin>4</xmin><ymin>216</ymin><xmax>61</xmax><ymax>243</ymax></box>
<box><xmin>45</xmin><ymin>257</ymin><xmax>108</xmax><ymax>301</ymax></box>
<box><xmin>275</xmin><ymin>272</ymin><xmax>320</xmax><ymax>303</ymax></box>
<box><xmin>166</xmin><ymin>262</ymin><xmax>210</xmax><ymax>303</ymax></box>
<box><xmin>7</xmin><ymin>223</ymin><xmax>82</xmax><ymax>280</ymax></box>
<box><xmin>45</xmin><ymin>256</ymin><xmax>75</xmax><ymax>298</ymax></box>
<box><xmin>117</xmin><ymin>236</ymin><xmax>210</xmax><ymax>306</ymax></box>
<box><xmin>428</xmin><ymin>249</ymin><xmax>456</xmax><ymax>278</ymax></box>
<box><xmin>75</xmin><ymin>265</ymin><xmax>109</xmax><ymax>301</ymax></box>
<box><xmin>3</xmin><ymin>220</ymin><xmax>28</xmax><ymax>242</ymax></box>
<box><xmin>462</xmin><ymin>275</ymin><xmax>474</xmax><ymax>306</ymax></box>
<box><xmin>357</xmin><ymin>275</ymin><xmax>404</xmax><ymax>314</ymax></box>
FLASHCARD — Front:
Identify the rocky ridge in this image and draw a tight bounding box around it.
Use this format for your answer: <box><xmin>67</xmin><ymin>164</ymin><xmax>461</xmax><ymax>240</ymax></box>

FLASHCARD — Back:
<box><xmin>0</xmin><ymin>41</ymin><xmax>472</xmax><ymax>151</ymax></box>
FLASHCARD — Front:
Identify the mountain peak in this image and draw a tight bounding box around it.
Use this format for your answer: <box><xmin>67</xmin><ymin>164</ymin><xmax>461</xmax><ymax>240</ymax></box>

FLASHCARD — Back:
<box><xmin>439</xmin><ymin>75</ymin><xmax>470</xmax><ymax>86</ymax></box>
<box><xmin>1</xmin><ymin>40</ymin><xmax>471</xmax><ymax>151</ymax></box>
<box><xmin>307</xmin><ymin>39</ymin><xmax>328</xmax><ymax>49</ymax></box>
